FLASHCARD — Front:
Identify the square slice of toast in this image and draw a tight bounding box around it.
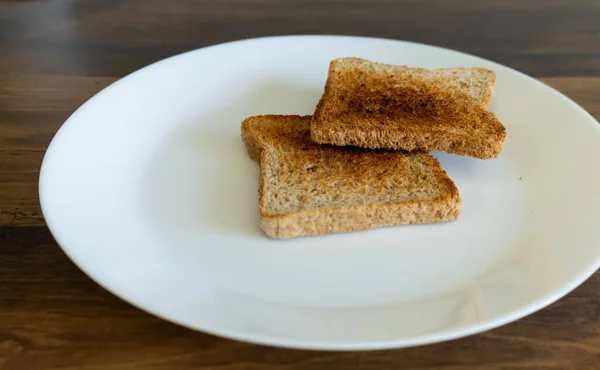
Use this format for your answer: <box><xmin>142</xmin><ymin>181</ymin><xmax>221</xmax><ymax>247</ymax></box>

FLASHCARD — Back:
<box><xmin>241</xmin><ymin>114</ymin><xmax>461</xmax><ymax>239</ymax></box>
<box><xmin>311</xmin><ymin>58</ymin><xmax>506</xmax><ymax>159</ymax></box>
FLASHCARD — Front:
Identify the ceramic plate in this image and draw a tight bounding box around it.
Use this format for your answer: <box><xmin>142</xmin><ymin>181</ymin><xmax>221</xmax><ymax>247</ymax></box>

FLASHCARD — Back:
<box><xmin>39</xmin><ymin>36</ymin><xmax>600</xmax><ymax>350</ymax></box>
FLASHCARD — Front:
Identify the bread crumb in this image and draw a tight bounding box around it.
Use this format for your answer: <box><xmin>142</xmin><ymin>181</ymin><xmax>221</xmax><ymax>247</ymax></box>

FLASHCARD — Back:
<box><xmin>519</xmin><ymin>176</ymin><xmax>522</xmax><ymax>180</ymax></box>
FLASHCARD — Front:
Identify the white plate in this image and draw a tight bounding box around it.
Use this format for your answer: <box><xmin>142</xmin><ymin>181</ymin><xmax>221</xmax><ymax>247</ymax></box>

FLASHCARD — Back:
<box><xmin>39</xmin><ymin>36</ymin><xmax>600</xmax><ymax>350</ymax></box>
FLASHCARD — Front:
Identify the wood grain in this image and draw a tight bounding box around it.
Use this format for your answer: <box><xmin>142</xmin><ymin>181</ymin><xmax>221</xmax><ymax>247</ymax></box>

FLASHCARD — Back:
<box><xmin>1</xmin><ymin>0</ymin><xmax>600</xmax><ymax>369</ymax></box>
<box><xmin>1</xmin><ymin>228</ymin><xmax>600</xmax><ymax>370</ymax></box>
<box><xmin>2</xmin><ymin>0</ymin><xmax>600</xmax><ymax>77</ymax></box>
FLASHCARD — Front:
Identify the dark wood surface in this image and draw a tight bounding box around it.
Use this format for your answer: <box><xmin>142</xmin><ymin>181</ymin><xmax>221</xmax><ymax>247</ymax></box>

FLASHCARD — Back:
<box><xmin>1</xmin><ymin>1</ymin><xmax>599</xmax><ymax>369</ymax></box>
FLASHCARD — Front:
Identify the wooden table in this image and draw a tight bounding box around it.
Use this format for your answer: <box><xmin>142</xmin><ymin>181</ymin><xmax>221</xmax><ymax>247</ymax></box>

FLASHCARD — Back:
<box><xmin>1</xmin><ymin>1</ymin><xmax>599</xmax><ymax>369</ymax></box>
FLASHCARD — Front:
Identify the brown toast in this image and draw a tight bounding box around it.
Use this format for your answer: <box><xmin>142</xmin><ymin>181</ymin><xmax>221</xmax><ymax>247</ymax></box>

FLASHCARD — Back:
<box><xmin>310</xmin><ymin>58</ymin><xmax>506</xmax><ymax>159</ymax></box>
<box><xmin>241</xmin><ymin>114</ymin><xmax>461</xmax><ymax>239</ymax></box>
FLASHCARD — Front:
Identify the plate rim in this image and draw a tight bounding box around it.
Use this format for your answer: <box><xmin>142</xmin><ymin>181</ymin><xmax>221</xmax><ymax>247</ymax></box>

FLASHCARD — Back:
<box><xmin>38</xmin><ymin>34</ymin><xmax>600</xmax><ymax>351</ymax></box>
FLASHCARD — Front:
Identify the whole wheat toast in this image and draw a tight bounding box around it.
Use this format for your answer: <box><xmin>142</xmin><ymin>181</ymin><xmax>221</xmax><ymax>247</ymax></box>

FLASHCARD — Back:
<box><xmin>241</xmin><ymin>114</ymin><xmax>461</xmax><ymax>239</ymax></box>
<box><xmin>310</xmin><ymin>58</ymin><xmax>506</xmax><ymax>159</ymax></box>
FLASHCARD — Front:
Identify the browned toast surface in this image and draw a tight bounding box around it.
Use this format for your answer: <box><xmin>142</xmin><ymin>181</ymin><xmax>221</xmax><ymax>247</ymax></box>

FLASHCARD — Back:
<box><xmin>241</xmin><ymin>114</ymin><xmax>461</xmax><ymax>238</ymax></box>
<box><xmin>311</xmin><ymin>58</ymin><xmax>506</xmax><ymax>159</ymax></box>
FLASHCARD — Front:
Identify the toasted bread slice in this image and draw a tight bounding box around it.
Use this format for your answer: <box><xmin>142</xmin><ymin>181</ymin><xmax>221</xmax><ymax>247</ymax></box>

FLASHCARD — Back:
<box><xmin>311</xmin><ymin>58</ymin><xmax>506</xmax><ymax>159</ymax></box>
<box><xmin>241</xmin><ymin>114</ymin><xmax>461</xmax><ymax>239</ymax></box>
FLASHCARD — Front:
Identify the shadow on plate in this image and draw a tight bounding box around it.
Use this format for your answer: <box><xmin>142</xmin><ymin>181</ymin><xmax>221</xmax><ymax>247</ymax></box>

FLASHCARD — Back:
<box><xmin>431</xmin><ymin>152</ymin><xmax>479</xmax><ymax>179</ymax></box>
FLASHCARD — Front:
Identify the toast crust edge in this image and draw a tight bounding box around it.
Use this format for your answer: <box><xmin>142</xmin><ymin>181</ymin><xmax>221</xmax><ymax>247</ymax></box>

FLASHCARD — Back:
<box><xmin>259</xmin><ymin>190</ymin><xmax>460</xmax><ymax>239</ymax></box>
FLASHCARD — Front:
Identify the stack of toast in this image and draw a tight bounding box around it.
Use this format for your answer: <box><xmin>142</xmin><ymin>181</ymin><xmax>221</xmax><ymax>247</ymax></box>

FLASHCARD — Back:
<box><xmin>241</xmin><ymin>58</ymin><xmax>506</xmax><ymax>239</ymax></box>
